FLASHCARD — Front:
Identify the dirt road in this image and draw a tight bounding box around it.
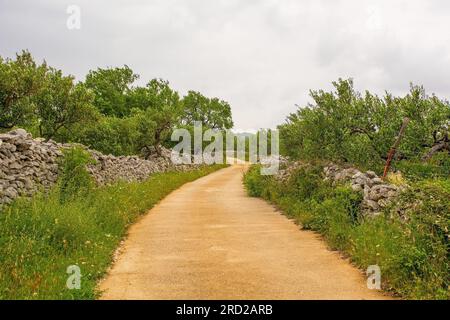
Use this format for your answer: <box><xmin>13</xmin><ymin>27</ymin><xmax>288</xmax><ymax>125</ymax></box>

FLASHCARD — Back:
<box><xmin>99</xmin><ymin>164</ymin><xmax>388</xmax><ymax>299</ymax></box>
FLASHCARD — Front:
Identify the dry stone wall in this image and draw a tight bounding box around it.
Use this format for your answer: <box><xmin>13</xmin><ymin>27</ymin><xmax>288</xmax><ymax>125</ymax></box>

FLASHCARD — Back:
<box><xmin>276</xmin><ymin>159</ymin><xmax>405</xmax><ymax>217</ymax></box>
<box><xmin>323</xmin><ymin>164</ymin><xmax>404</xmax><ymax>216</ymax></box>
<box><xmin>0</xmin><ymin>129</ymin><xmax>197</xmax><ymax>207</ymax></box>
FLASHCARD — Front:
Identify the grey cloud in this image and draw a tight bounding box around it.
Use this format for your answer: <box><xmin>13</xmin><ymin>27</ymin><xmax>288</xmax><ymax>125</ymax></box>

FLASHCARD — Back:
<box><xmin>1</xmin><ymin>0</ymin><xmax>449</xmax><ymax>129</ymax></box>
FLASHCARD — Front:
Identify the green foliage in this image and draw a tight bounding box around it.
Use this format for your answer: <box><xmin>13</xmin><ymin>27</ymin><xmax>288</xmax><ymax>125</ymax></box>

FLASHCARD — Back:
<box><xmin>1</xmin><ymin>51</ymin><xmax>235</xmax><ymax>157</ymax></box>
<box><xmin>243</xmin><ymin>165</ymin><xmax>268</xmax><ymax>197</ymax></box>
<box><xmin>279</xmin><ymin>79</ymin><xmax>450</xmax><ymax>170</ymax></box>
<box><xmin>35</xmin><ymin>69</ymin><xmax>98</xmax><ymax>140</ymax></box>
<box><xmin>78</xmin><ymin>76</ymin><xmax>235</xmax><ymax>156</ymax></box>
<box><xmin>0</xmin><ymin>51</ymin><xmax>99</xmax><ymax>139</ymax></box>
<box><xmin>0</xmin><ymin>51</ymin><xmax>47</xmax><ymax>130</ymax></box>
<box><xmin>244</xmin><ymin>164</ymin><xmax>449</xmax><ymax>299</ymax></box>
<box><xmin>394</xmin><ymin>152</ymin><xmax>450</xmax><ymax>180</ymax></box>
<box><xmin>133</xmin><ymin>79</ymin><xmax>183</xmax><ymax>154</ymax></box>
<box><xmin>0</xmin><ymin>165</ymin><xmax>226</xmax><ymax>299</ymax></box>
<box><xmin>84</xmin><ymin>65</ymin><xmax>138</xmax><ymax>117</ymax></box>
<box><xmin>284</xmin><ymin>165</ymin><xmax>327</xmax><ymax>201</ymax></box>
<box><xmin>59</xmin><ymin>147</ymin><xmax>95</xmax><ymax>203</ymax></box>
<box><xmin>182</xmin><ymin>91</ymin><xmax>234</xmax><ymax>129</ymax></box>
<box><xmin>352</xmin><ymin>179</ymin><xmax>449</xmax><ymax>299</ymax></box>
<box><xmin>397</xmin><ymin>179</ymin><xmax>449</xmax><ymax>245</ymax></box>
<box><xmin>72</xmin><ymin>116</ymin><xmax>140</xmax><ymax>156</ymax></box>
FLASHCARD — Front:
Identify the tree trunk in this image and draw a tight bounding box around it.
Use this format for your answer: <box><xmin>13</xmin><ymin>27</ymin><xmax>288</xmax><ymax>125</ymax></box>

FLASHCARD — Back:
<box><xmin>422</xmin><ymin>141</ymin><xmax>450</xmax><ymax>161</ymax></box>
<box><xmin>154</xmin><ymin>130</ymin><xmax>162</xmax><ymax>156</ymax></box>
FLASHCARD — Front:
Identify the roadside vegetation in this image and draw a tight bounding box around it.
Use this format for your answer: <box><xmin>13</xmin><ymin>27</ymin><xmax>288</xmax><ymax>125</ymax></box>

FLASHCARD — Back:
<box><xmin>1</xmin><ymin>50</ymin><xmax>448</xmax><ymax>300</ymax></box>
<box><xmin>245</xmin><ymin>164</ymin><xmax>449</xmax><ymax>299</ymax></box>
<box><xmin>0</xmin><ymin>148</ymin><xmax>226</xmax><ymax>300</ymax></box>
<box><xmin>0</xmin><ymin>50</ymin><xmax>233</xmax><ymax>300</ymax></box>
<box><xmin>246</xmin><ymin>79</ymin><xmax>449</xmax><ymax>300</ymax></box>
<box><xmin>0</xmin><ymin>51</ymin><xmax>233</xmax><ymax>156</ymax></box>
<box><xmin>279</xmin><ymin>79</ymin><xmax>449</xmax><ymax>171</ymax></box>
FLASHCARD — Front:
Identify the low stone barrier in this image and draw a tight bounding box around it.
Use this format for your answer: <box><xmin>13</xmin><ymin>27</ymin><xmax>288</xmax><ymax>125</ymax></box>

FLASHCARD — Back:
<box><xmin>275</xmin><ymin>159</ymin><xmax>405</xmax><ymax>216</ymax></box>
<box><xmin>323</xmin><ymin>164</ymin><xmax>404</xmax><ymax>216</ymax></box>
<box><xmin>0</xmin><ymin>129</ymin><xmax>197</xmax><ymax>207</ymax></box>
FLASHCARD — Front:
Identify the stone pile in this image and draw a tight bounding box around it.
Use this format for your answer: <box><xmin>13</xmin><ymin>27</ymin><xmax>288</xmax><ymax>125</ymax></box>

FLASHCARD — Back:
<box><xmin>274</xmin><ymin>159</ymin><xmax>305</xmax><ymax>182</ymax></box>
<box><xmin>274</xmin><ymin>158</ymin><xmax>404</xmax><ymax>216</ymax></box>
<box><xmin>324</xmin><ymin>164</ymin><xmax>403</xmax><ymax>216</ymax></box>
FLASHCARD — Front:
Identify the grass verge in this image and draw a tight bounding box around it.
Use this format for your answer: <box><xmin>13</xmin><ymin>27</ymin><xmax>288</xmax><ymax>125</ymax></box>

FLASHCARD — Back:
<box><xmin>0</xmin><ymin>149</ymin><xmax>226</xmax><ymax>300</ymax></box>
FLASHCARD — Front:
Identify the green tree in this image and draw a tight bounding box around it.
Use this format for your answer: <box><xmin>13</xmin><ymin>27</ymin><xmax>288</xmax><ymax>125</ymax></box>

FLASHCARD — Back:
<box><xmin>182</xmin><ymin>91</ymin><xmax>233</xmax><ymax>129</ymax></box>
<box><xmin>131</xmin><ymin>108</ymin><xmax>157</xmax><ymax>155</ymax></box>
<box><xmin>128</xmin><ymin>79</ymin><xmax>182</xmax><ymax>155</ymax></box>
<box><xmin>279</xmin><ymin>79</ymin><xmax>450</xmax><ymax>168</ymax></box>
<box><xmin>84</xmin><ymin>65</ymin><xmax>138</xmax><ymax>117</ymax></box>
<box><xmin>1</xmin><ymin>51</ymin><xmax>236</xmax><ymax>159</ymax></box>
<box><xmin>0</xmin><ymin>51</ymin><xmax>47</xmax><ymax>130</ymax></box>
<box><xmin>147</xmin><ymin>79</ymin><xmax>182</xmax><ymax>154</ymax></box>
<box><xmin>72</xmin><ymin>116</ymin><xmax>139</xmax><ymax>156</ymax></box>
<box><xmin>34</xmin><ymin>68</ymin><xmax>98</xmax><ymax>140</ymax></box>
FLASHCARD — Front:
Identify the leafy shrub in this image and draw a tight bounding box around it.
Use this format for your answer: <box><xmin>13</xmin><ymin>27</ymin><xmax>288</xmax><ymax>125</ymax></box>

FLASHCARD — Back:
<box><xmin>243</xmin><ymin>165</ymin><xmax>266</xmax><ymax>197</ymax></box>
<box><xmin>396</xmin><ymin>179</ymin><xmax>449</xmax><ymax>248</ymax></box>
<box><xmin>59</xmin><ymin>147</ymin><xmax>95</xmax><ymax>203</ymax></box>
<box><xmin>71</xmin><ymin>116</ymin><xmax>140</xmax><ymax>156</ymax></box>
<box><xmin>394</xmin><ymin>152</ymin><xmax>450</xmax><ymax>180</ymax></box>
<box><xmin>284</xmin><ymin>165</ymin><xmax>327</xmax><ymax>202</ymax></box>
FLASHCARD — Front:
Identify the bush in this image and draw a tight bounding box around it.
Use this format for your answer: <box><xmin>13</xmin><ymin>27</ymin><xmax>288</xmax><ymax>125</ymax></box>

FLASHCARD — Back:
<box><xmin>71</xmin><ymin>117</ymin><xmax>139</xmax><ymax>156</ymax></box>
<box><xmin>394</xmin><ymin>152</ymin><xmax>450</xmax><ymax>181</ymax></box>
<box><xmin>284</xmin><ymin>165</ymin><xmax>329</xmax><ymax>202</ymax></box>
<box><xmin>59</xmin><ymin>147</ymin><xmax>95</xmax><ymax>203</ymax></box>
<box><xmin>243</xmin><ymin>165</ymin><xmax>266</xmax><ymax>197</ymax></box>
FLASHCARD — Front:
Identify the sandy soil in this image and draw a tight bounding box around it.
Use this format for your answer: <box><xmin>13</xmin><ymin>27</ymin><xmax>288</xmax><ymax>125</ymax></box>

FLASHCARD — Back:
<box><xmin>99</xmin><ymin>164</ymin><xmax>389</xmax><ymax>300</ymax></box>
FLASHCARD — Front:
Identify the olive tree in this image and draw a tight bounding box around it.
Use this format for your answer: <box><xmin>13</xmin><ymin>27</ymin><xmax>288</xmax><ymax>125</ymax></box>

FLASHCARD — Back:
<box><xmin>279</xmin><ymin>79</ymin><xmax>450</xmax><ymax>168</ymax></box>
<box><xmin>34</xmin><ymin>68</ymin><xmax>97</xmax><ymax>140</ymax></box>
<box><xmin>0</xmin><ymin>51</ymin><xmax>47</xmax><ymax>130</ymax></box>
<box><xmin>84</xmin><ymin>65</ymin><xmax>138</xmax><ymax>117</ymax></box>
<box><xmin>182</xmin><ymin>91</ymin><xmax>233</xmax><ymax>129</ymax></box>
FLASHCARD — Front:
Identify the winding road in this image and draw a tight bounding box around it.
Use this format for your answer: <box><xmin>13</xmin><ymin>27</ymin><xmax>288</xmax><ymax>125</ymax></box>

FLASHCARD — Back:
<box><xmin>99</xmin><ymin>164</ymin><xmax>388</xmax><ymax>300</ymax></box>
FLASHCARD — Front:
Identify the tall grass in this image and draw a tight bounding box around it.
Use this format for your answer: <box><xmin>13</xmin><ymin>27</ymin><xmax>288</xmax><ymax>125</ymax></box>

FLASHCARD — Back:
<box><xmin>244</xmin><ymin>164</ymin><xmax>449</xmax><ymax>300</ymax></box>
<box><xmin>0</xmin><ymin>148</ymin><xmax>226</xmax><ymax>299</ymax></box>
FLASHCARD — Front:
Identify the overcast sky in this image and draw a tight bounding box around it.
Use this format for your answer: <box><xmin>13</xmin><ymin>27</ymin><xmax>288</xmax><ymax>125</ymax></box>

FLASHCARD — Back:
<box><xmin>1</xmin><ymin>0</ymin><xmax>450</xmax><ymax>130</ymax></box>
